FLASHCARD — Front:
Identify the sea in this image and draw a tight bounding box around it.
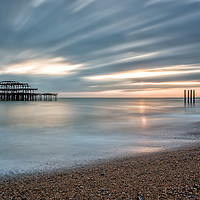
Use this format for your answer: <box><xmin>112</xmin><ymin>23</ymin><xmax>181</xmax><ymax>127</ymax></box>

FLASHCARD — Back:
<box><xmin>0</xmin><ymin>98</ymin><xmax>199</xmax><ymax>176</ymax></box>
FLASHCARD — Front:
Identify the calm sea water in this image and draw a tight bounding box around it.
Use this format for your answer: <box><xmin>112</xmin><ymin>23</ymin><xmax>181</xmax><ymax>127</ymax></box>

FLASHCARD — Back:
<box><xmin>0</xmin><ymin>98</ymin><xmax>199</xmax><ymax>176</ymax></box>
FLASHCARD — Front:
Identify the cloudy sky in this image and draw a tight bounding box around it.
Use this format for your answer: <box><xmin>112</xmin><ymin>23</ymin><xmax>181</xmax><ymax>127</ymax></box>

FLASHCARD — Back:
<box><xmin>0</xmin><ymin>0</ymin><xmax>200</xmax><ymax>97</ymax></box>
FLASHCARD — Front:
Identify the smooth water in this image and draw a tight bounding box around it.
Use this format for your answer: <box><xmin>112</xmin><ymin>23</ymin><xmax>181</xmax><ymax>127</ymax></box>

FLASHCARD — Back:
<box><xmin>0</xmin><ymin>98</ymin><xmax>199</xmax><ymax>176</ymax></box>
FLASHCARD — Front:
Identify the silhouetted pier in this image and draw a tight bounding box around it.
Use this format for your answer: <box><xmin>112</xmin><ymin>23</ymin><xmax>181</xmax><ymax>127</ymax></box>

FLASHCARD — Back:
<box><xmin>0</xmin><ymin>81</ymin><xmax>57</xmax><ymax>101</ymax></box>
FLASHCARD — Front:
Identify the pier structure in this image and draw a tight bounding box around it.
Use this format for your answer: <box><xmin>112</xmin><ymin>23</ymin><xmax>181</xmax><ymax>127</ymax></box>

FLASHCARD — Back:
<box><xmin>0</xmin><ymin>81</ymin><xmax>57</xmax><ymax>101</ymax></box>
<box><xmin>184</xmin><ymin>89</ymin><xmax>195</xmax><ymax>104</ymax></box>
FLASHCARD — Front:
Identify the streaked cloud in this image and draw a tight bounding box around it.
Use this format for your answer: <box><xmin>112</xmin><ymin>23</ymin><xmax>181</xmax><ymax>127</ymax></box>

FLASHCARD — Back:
<box><xmin>1</xmin><ymin>57</ymin><xmax>82</xmax><ymax>75</ymax></box>
<box><xmin>32</xmin><ymin>0</ymin><xmax>49</xmax><ymax>7</ymax></box>
<box><xmin>71</xmin><ymin>0</ymin><xmax>96</xmax><ymax>13</ymax></box>
<box><xmin>86</xmin><ymin>65</ymin><xmax>200</xmax><ymax>80</ymax></box>
<box><xmin>0</xmin><ymin>0</ymin><xmax>199</xmax><ymax>97</ymax></box>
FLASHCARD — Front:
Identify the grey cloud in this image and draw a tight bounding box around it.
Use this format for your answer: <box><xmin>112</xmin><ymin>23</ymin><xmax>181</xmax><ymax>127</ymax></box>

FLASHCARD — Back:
<box><xmin>131</xmin><ymin>73</ymin><xmax>200</xmax><ymax>83</ymax></box>
<box><xmin>0</xmin><ymin>0</ymin><xmax>200</xmax><ymax>93</ymax></box>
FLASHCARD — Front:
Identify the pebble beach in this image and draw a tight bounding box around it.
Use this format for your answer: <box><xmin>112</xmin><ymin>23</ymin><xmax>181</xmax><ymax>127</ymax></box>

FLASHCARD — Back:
<box><xmin>0</xmin><ymin>145</ymin><xmax>199</xmax><ymax>199</ymax></box>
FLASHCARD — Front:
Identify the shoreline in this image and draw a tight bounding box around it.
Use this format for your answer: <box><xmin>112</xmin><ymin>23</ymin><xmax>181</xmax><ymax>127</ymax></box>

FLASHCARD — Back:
<box><xmin>0</xmin><ymin>144</ymin><xmax>199</xmax><ymax>199</ymax></box>
<box><xmin>0</xmin><ymin>142</ymin><xmax>197</xmax><ymax>182</ymax></box>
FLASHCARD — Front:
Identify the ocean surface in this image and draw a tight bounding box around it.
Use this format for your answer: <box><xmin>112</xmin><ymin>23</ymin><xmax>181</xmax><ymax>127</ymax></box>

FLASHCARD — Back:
<box><xmin>0</xmin><ymin>98</ymin><xmax>199</xmax><ymax>176</ymax></box>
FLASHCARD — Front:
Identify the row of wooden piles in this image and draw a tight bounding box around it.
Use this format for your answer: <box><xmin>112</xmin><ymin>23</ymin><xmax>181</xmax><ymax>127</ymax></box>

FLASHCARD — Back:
<box><xmin>184</xmin><ymin>90</ymin><xmax>195</xmax><ymax>104</ymax></box>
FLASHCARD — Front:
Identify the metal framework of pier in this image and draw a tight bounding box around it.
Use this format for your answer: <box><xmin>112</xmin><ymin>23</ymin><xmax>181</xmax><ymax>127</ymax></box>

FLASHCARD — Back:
<box><xmin>0</xmin><ymin>81</ymin><xmax>57</xmax><ymax>101</ymax></box>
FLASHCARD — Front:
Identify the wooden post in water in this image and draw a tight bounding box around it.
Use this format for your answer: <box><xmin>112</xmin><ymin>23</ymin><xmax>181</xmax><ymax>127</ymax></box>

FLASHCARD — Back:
<box><xmin>187</xmin><ymin>90</ymin><xmax>190</xmax><ymax>103</ymax></box>
<box><xmin>184</xmin><ymin>90</ymin><xmax>186</xmax><ymax>104</ymax></box>
<box><xmin>193</xmin><ymin>90</ymin><xmax>195</xmax><ymax>104</ymax></box>
<box><xmin>190</xmin><ymin>90</ymin><xmax>193</xmax><ymax>104</ymax></box>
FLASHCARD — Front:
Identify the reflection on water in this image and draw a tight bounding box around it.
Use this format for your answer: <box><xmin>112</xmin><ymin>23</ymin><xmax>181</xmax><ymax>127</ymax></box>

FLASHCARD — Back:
<box><xmin>137</xmin><ymin>147</ymin><xmax>162</xmax><ymax>154</ymax></box>
<box><xmin>141</xmin><ymin>117</ymin><xmax>147</xmax><ymax>127</ymax></box>
<box><xmin>0</xmin><ymin>98</ymin><xmax>200</xmax><ymax>175</ymax></box>
<box><xmin>0</xmin><ymin>101</ymin><xmax>71</xmax><ymax>128</ymax></box>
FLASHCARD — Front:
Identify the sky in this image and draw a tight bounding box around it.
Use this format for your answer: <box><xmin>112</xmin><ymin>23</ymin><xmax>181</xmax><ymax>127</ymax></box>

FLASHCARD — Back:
<box><xmin>0</xmin><ymin>0</ymin><xmax>200</xmax><ymax>97</ymax></box>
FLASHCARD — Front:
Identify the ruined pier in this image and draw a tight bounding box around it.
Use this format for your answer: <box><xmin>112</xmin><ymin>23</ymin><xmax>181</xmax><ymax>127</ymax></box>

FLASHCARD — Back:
<box><xmin>0</xmin><ymin>81</ymin><xmax>57</xmax><ymax>101</ymax></box>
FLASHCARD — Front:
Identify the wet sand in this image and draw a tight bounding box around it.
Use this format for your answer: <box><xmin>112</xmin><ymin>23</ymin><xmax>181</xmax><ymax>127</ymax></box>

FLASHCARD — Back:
<box><xmin>0</xmin><ymin>145</ymin><xmax>199</xmax><ymax>199</ymax></box>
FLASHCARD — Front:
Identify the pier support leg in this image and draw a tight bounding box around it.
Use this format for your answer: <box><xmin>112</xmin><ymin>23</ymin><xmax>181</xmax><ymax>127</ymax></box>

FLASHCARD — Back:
<box><xmin>193</xmin><ymin>90</ymin><xmax>195</xmax><ymax>104</ymax></box>
<box><xmin>184</xmin><ymin>90</ymin><xmax>186</xmax><ymax>104</ymax></box>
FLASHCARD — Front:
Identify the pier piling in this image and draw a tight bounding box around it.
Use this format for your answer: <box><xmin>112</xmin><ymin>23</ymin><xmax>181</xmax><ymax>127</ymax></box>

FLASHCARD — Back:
<box><xmin>190</xmin><ymin>90</ymin><xmax>193</xmax><ymax>103</ymax></box>
<box><xmin>184</xmin><ymin>90</ymin><xmax>186</xmax><ymax>104</ymax></box>
<box><xmin>193</xmin><ymin>90</ymin><xmax>195</xmax><ymax>104</ymax></box>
